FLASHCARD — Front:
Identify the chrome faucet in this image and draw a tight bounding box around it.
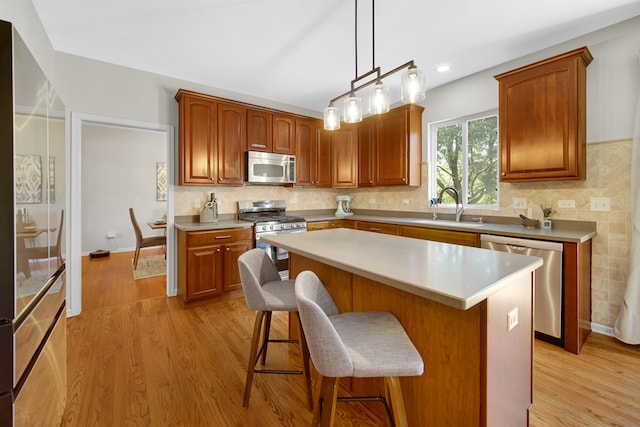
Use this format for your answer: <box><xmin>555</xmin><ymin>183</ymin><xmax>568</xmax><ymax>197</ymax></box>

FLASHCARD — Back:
<box><xmin>438</xmin><ymin>186</ymin><xmax>465</xmax><ymax>222</ymax></box>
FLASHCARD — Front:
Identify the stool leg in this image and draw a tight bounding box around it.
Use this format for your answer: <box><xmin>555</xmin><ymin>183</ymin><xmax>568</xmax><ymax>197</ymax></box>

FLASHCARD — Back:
<box><xmin>295</xmin><ymin>312</ymin><xmax>313</xmax><ymax>410</ymax></box>
<box><xmin>261</xmin><ymin>311</ymin><xmax>273</xmax><ymax>364</ymax></box>
<box><xmin>243</xmin><ymin>311</ymin><xmax>266</xmax><ymax>408</ymax></box>
<box><xmin>385</xmin><ymin>376</ymin><xmax>409</xmax><ymax>427</ymax></box>
<box><xmin>314</xmin><ymin>376</ymin><xmax>339</xmax><ymax>427</ymax></box>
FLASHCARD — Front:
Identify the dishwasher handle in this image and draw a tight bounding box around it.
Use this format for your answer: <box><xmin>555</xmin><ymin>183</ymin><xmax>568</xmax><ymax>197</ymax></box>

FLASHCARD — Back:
<box><xmin>480</xmin><ymin>234</ymin><xmax>563</xmax><ymax>252</ymax></box>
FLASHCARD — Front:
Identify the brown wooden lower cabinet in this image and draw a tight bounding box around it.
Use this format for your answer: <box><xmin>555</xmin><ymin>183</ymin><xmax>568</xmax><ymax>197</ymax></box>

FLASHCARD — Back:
<box><xmin>177</xmin><ymin>227</ymin><xmax>253</xmax><ymax>305</ymax></box>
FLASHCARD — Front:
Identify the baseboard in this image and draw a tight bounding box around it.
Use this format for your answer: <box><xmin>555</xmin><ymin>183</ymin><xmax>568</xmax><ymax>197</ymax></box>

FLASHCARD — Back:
<box><xmin>591</xmin><ymin>322</ymin><xmax>614</xmax><ymax>337</ymax></box>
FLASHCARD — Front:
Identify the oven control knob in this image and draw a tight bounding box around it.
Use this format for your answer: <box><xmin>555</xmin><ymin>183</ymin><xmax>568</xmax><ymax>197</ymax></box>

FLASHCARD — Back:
<box><xmin>283</xmin><ymin>224</ymin><xmax>290</xmax><ymax>229</ymax></box>
<box><xmin>269</xmin><ymin>225</ymin><xmax>273</xmax><ymax>230</ymax></box>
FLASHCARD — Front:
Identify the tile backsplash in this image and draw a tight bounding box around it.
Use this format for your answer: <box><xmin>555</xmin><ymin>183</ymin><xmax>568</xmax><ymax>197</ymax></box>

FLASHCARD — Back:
<box><xmin>174</xmin><ymin>138</ymin><xmax>631</xmax><ymax>328</ymax></box>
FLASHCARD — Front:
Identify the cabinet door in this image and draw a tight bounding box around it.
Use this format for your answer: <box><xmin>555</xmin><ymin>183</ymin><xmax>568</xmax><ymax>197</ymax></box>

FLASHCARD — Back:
<box><xmin>223</xmin><ymin>241</ymin><xmax>252</xmax><ymax>292</ymax></box>
<box><xmin>376</xmin><ymin>108</ymin><xmax>409</xmax><ymax>186</ymax></box>
<box><xmin>246</xmin><ymin>109</ymin><xmax>272</xmax><ymax>152</ymax></box>
<box><xmin>295</xmin><ymin>118</ymin><xmax>316</xmax><ymax>187</ymax></box>
<box><xmin>315</xmin><ymin>121</ymin><xmax>332</xmax><ymax>188</ymax></box>
<box><xmin>178</xmin><ymin>94</ymin><xmax>217</xmax><ymax>185</ymax></box>
<box><xmin>332</xmin><ymin>124</ymin><xmax>358</xmax><ymax>188</ymax></box>
<box><xmin>217</xmin><ymin>103</ymin><xmax>246</xmax><ymax>185</ymax></box>
<box><xmin>186</xmin><ymin>245</ymin><xmax>223</xmax><ymax>300</ymax></box>
<box><xmin>496</xmin><ymin>48</ymin><xmax>591</xmax><ymax>182</ymax></box>
<box><xmin>358</xmin><ymin>118</ymin><xmax>376</xmax><ymax>187</ymax></box>
<box><xmin>273</xmin><ymin>114</ymin><xmax>296</xmax><ymax>154</ymax></box>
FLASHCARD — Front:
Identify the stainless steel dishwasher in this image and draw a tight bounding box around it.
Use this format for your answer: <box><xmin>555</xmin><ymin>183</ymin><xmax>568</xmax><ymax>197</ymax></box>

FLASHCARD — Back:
<box><xmin>480</xmin><ymin>234</ymin><xmax>563</xmax><ymax>343</ymax></box>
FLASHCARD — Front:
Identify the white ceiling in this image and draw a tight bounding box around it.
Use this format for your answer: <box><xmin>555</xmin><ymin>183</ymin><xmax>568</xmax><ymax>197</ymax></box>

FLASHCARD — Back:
<box><xmin>32</xmin><ymin>0</ymin><xmax>640</xmax><ymax>113</ymax></box>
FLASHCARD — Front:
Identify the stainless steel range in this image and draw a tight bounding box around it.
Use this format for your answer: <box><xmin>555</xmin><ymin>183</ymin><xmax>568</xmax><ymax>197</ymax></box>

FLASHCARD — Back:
<box><xmin>238</xmin><ymin>200</ymin><xmax>306</xmax><ymax>279</ymax></box>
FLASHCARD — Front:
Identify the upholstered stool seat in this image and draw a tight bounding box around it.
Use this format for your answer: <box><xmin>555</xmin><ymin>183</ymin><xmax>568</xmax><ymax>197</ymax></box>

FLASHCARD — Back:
<box><xmin>295</xmin><ymin>270</ymin><xmax>424</xmax><ymax>427</ymax></box>
<box><xmin>237</xmin><ymin>248</ymin><xmax>313</xmax><ymax>409</ymax></box>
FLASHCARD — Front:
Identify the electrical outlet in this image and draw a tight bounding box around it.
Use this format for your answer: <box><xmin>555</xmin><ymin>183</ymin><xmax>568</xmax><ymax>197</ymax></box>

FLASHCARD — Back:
<box><xmin>507</xmin><ymin>307</ymin><xmax>519</xmax><ymax>331</ymax></box>
<box><xmin>368</xmin><ymin>198</ymin><xmax>376</xmax><ymax>205</ymax></box>
<box><xmin>402</xmin><ymin>199</ymin><xmax>410</xmax><ymax>206</ymax></box>
<box><xmin>590</xmin><ymin>197</ymin><xmax>611</xmax><ymax>212</ymax></box>
<box><xmin>194</xmin><ymin>199</ymin><xmax>202</xmax><ymax>209</ymax></box>
<box><xmin>106</xmin><ymin>232</ymin><xmax>116</xmax><ymax>239</ymax></box>
<box><xmin>512</xmin><ymin>197</ymin><xmax>527</xmax><ymax>209</ymax></box>
<box><xmin>558</xmin><ymin>199</ymin><xmax>576</xmax><ymax>209</ymax></box>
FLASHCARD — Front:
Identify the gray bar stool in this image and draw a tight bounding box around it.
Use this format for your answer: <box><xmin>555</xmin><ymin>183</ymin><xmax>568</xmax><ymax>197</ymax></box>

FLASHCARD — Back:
<box><xmin>237</xmin><ymin>248</ymin><xmax>313</xmax><ymax>409</ymax></box>
<box><xmin>294</xmin><ymin>270</ymin><xmax>424</xmax><ymax>427</ymax></box>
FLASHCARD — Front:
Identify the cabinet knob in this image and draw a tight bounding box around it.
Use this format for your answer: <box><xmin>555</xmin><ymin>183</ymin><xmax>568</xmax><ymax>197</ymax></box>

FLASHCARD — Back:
<box><xmin>209</xmin><ymin>177</ymin><xmax>215</xmax><ymax>182</ymax></box>
<box><xmin>226</xmin><ymin>247</ymin><xmax>230</xmax><ymax>251</ymax></box>
<box><xmin>219</xmin><ymin>178</ymin><xmax>223</xmax><ymax>182</ymax></box>
<box><xmin>216</xmin><ymin>248</ymin><xmax>221</xmax><ymax>252</ymax></box>
<box><xmin>501</xmin><ymin>172</ymin><xmax>506</xmax><ymax>176</ymax></box>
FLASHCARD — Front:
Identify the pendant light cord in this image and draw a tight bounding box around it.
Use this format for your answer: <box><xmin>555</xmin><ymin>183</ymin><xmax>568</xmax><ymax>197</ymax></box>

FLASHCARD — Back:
<box><xmin>354</xmin><ymin>0</ymin><xmax>358</xmax><ymax>80</ymax></box>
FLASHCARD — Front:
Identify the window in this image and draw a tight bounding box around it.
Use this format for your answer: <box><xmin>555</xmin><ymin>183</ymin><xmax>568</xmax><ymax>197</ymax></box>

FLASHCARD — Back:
<box><xmin>429</xmin><ymin>110</ymin><xmax>499</xmax><ymax>209</ymax></box>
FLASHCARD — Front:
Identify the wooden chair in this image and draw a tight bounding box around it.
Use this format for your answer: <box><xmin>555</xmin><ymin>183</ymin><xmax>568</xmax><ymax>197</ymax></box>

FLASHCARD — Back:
<box><xmin>294</xmin><ymin>270</ymin><xmax>424</xmax><ymax>427</ymax></box>
<box><xmin>237</xmin><ymin>248</ymin><xmax>313</xmax><ymax>409</ymax></box>
<box><xmin>22</xmin><ymin>210</ymin><xmax>65</xmax><ymax>272</ymax></box>
<box><xmin>129</xmin><ymin>207</ymin><xmax>166</xmax><ymax>269</ymax></box>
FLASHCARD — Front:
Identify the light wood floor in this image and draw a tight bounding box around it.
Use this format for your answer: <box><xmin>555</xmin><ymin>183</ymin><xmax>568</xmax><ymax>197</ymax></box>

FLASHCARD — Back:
<box><xmin>62</xmin><ymin>249</ymin><xmax>640</xmax><ymax>426</ymax></box>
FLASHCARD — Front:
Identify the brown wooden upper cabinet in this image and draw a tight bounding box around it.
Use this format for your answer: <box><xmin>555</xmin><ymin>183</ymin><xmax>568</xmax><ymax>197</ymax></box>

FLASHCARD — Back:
<box><xmin>246</xmin><ymin>109</ymin><xmax>296</xmax><ymax>154</ymax></box>
<box><xmin>495</xmin><ymin>47</ymin><xmax>592</xmax><ymax>182</ymax></box>
<box><xmin>176</xmin><ymin>90</ymin><xmax>245</xmax><ymax>186</ymax></box>
<box><xmin>296</xmin><ymin>118</ymin><xmax>331</xmax><ymax>187</ymax></box>
<box><xmin>246</xmin><ymin>109</ymin><xmax>272</xmax><ymax>152</ymax></box>
<box><xmin>272</xmin><ymin>114</ymin><xmax>296</xmax><ymax>154</ymax></box>
<box><xmin>358</xmin><ymin>104</ymin><xmax>424</xmax><ymax>187</ymax></box>
<box><xmin>331</xmin><ymin>123</ymin><xmax>358</xmax><ymax>188</ymax></box>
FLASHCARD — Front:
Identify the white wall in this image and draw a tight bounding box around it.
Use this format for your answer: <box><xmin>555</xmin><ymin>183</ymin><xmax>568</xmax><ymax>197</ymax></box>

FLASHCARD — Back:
<box><xmin>81</xmin><ymin>123</ymin><xmax>166</xmax><ymax>253</ymax></box>
<box><xmin>423</xmin><ymin>15</ymin><xmax>640</xmax><ymax>146</ymax></box>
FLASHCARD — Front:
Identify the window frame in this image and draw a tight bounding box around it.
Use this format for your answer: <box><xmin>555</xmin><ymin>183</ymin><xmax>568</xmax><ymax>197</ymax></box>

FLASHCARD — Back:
<box><xmin>428</xmin><ymin>109</ymin><xmax>499</xmax><ymax>210</ymax></box>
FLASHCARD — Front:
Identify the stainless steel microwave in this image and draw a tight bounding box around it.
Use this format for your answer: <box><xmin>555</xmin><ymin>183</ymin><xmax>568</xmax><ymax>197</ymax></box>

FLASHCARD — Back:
<box><xmin>246</xmin><ymin>151</ymin><xmax>296</xmax><ymax>184</ymax></box>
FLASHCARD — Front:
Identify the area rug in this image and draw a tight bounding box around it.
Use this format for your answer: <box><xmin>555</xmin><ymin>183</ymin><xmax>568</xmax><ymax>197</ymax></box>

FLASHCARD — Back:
<box><xmin>133</xmin><ymin>255</ymin><xmax>166</xmax><ymax>280</ymax></box>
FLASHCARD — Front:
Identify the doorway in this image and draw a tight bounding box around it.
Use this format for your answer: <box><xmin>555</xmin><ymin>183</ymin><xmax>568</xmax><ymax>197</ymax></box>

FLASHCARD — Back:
<box><xmin>68</xmin><ymin>113</ymin><xmax>175</xmax><ymax>317</ymax></box>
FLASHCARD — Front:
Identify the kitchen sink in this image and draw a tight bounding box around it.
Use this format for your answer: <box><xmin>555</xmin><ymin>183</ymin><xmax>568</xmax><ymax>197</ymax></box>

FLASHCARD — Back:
<box><xmin>401</xmin><ymin>218</ymin><xmax>486</xmax><ymax>228</ymax></box>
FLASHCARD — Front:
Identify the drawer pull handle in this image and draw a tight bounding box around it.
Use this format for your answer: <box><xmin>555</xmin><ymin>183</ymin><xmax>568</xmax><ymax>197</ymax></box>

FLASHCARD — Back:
<box><xmin>251</xmin><ymin>144</ymin><xmax>267</xmax><ymax>148</ymax></box>
<box><xmin>369</xmin><ymin>228</ymin><xmax>381</xmax><ymax>231</ymax></box>
<box><xmin>215</xmin><ymin>235</ymin><xmax>232</xmax><ymax>239</ymax></box>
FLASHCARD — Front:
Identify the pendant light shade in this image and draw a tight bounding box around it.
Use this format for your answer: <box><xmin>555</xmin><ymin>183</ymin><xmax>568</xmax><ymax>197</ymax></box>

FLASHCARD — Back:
<box><xmin>401</xmin><ymin>65</ymin><xmax>426</xmax><ymax>103</ymax></box>
<box><xmin>369</xmin><ymin>81</ymin><xmax>390</xmax><ymax>114</ymax></box>
<box><xmin>343</xmin><ymin>95</ymin><xmax>363</xmax><ymax>123</ymax></box>
<box><xmin>323</xmin><ymin>105</ymin><xmax>341</xmax><ymax>130</ymax></box>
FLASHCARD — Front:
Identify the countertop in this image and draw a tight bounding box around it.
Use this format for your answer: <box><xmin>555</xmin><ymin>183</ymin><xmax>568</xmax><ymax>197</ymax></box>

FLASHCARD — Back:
<box><xmin>301</xmin><ymin>212</ymin><xmax>596</xmax><ymax>243</ymax></box>
<box><xmin>260</xmin><ymin>228</ymin><xmax>543</xmax><ymax>310</ymax></box>
<box><xmin>173</xmin><ymin>210</ymin><xmax>596</xmax><ymax>244</ymax></box>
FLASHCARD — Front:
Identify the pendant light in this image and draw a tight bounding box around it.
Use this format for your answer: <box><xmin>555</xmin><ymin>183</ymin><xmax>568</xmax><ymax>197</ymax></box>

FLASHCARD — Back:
<box><xmin>401</xmin><ymin>64</ymin><xmax>426</xmax><ymax>103</ymax></box>
<box><xmin>369</xmin><ymin>80</ymin><xmax>390</xmax><ymax>114</ymax></box>
<box><xmin>323</xmin><ymin>103</ymin><xmax>341</xmax><ymax>130</ymax></box>
<box><xmin>344</xmin><ymin>94</ymin><xmax>363</xmax><ymax>123</ymax></box>
<box><xmin>323</xmin><ymin>0</ymin><xmax>426</xmax><ymax>131</ymax></box>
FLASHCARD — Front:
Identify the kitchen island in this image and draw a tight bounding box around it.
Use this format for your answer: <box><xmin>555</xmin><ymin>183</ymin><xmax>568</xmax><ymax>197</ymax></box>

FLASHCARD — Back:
<box><xmin>261</xmin><ymin>228</ymin><xmax>543</xmax><ymax>426</ymax></box>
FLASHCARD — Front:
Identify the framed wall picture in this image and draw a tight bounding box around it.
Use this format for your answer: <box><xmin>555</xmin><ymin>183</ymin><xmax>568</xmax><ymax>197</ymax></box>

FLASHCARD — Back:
<box><xmin>156</xmin><ymin>162</ymin><xmax>167</xmax><ymax>201</ymax></box>
<box><xmin>15</xmin><ymin>154</ymin><xmax>42</xmax><ymax>204</ymax></box>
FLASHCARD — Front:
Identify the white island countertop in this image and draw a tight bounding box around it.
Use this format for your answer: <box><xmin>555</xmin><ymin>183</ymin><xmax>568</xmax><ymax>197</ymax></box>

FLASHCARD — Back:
<box><xmin>260</xmin><ymin>228</ymin><xmax>543</xmax><ymax>310</ymax></box>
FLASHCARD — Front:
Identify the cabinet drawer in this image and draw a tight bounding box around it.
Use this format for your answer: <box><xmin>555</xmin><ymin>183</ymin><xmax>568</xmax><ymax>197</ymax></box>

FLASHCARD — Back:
<box><xmin>356</xmin><ymin>221</ymin><xmax>399</xmax><ymax>235</ymax></box>
<box><xmin>399</xmin><ymin>225</ymin><xmax>479</xmax><ymax>247</ymax></box>
<box><xmin>187</xmin><ymin>227</ymin><xmax>253</xmax><ymax>246</ymax></box>
<box><xmin>307</xmin><ymin>221</ymin><xmax>329</xmax><ymax>231</ymax></box>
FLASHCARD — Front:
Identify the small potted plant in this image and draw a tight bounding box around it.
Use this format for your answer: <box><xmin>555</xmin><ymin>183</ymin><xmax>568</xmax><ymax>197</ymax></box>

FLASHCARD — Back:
<box><xmin>541</xmin><ymin>204</ymin><xmax>554</xmax><ymax>229</ymax></box>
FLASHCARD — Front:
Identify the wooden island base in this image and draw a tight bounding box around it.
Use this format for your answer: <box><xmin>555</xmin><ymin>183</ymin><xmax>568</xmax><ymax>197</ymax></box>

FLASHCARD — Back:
<box><xmin>289</xmin><ymin>254</ymin><xmax>534</xmax><ymax>426</ymax></box>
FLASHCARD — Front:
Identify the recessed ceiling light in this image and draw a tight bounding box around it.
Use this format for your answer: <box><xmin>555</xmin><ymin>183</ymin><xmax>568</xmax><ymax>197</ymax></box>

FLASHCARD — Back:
<box><xmin>436</xmin><ymin>64</ymin><xmax>451</xmax><ymax>73</ymax></box>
